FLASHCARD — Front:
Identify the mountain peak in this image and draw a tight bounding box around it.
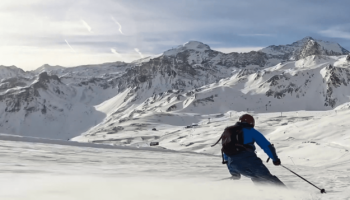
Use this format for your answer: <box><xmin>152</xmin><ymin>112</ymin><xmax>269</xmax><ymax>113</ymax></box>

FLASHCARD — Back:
<box><xmin>40</xmin><ymin>64</ymin><xmax>51</xmax><ymax>68</ymax></box>
<box><xmin>34</xmin><ymin>64</ymin><xmax>64</xmax><ymax>73</ymax></box>
<box><xmin>260</xmin><ymin>36</ymin><xmax>349</xmax><ymax>59</ymax></box>
<box><xmin>301</xmin><ymin>36</ymin><xmax>314</xmax><ymax>41</ymax></box>
<box><xmin>163</xmin><ymin>41</ymin><xmax>211</xmax><ymax>56</ymax></box>
<box><xmin>182</xmin><ymin>41</ymin><xmax>210</xmax><ymax>50</ymax></box>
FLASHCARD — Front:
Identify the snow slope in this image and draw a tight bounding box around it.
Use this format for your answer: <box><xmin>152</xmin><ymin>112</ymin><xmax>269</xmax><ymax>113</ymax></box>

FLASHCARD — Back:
<box><xmin>2</xmin><ymin>109</ymin><xmax>350</xmax><ymax>199</ymax></box>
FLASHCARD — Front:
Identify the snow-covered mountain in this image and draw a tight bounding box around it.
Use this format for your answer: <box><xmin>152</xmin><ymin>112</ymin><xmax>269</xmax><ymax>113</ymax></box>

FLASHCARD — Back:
<box><xmin>0</xmin><ymin>37</ymin><xmax>349</xmax><ymax>141</ymax></box>
<box><xmin>0</xmin><ymin>65</ymin><xmax>34</xmax><ymax>80</ymax></box>
<box><xmin>261</xmin><ymin>37</ymin><xmax>349</xmax><ymax>60</ymax></box>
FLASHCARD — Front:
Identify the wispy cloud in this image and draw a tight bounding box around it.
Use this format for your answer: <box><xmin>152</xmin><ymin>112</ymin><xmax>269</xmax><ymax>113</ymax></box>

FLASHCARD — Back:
<box><xmin>320</xmin><ymin>28</ymin><xmax>350</xmax><ymax>40</ymax></box>
<box><xmin>80</xmin><ymin>20</ymin><xmax>92</xmax><ymax>32</ymax></box>
<box><xmin>134</xmin><ymin>48</ymin><xmax>144</xmax><ymax>58</ymax></box>
<box><xmin>3</xmin><ymin>0</ymin><xmax>350</xmax><ymax>70</ymax></box>
<box><xmin>65</xmin><ymin>39</ymin><xmax>76</xmax><ymax>53</ymax></box>
<box><xmin>110</xmin><ymin>48</ymin><xmax>121</xmax><ymax>57</ymax></box>
<box><xmin>111</xmin><ymin>16</ymin><xmax>124</xmax><ymax>34</ymax></box>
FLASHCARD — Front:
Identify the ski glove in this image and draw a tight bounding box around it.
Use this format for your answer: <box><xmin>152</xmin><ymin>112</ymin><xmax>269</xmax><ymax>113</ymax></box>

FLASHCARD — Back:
<box><xmin>273</xmin><ymin>159</ymin><xmax>281</xmax><ymax>166</ymax></box>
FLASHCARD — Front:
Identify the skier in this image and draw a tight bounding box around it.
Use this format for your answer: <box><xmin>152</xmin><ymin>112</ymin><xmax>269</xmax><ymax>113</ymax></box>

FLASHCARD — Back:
<box><xmin>212</xmin><ymin>114</ymin><xmax>285</xmax><ymax>186</ymax></box>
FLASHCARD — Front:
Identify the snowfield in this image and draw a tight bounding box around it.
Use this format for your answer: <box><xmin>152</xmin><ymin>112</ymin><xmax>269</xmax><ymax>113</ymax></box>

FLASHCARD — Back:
<box><xmin>1</xmin><ymin>109</ymin><xmax>350</xmax><ymax>199</ymax></box>
<box><xmin>0</xmin><ymin>139</ymin><xmax>326</xmax><ymax>200</ymax></box>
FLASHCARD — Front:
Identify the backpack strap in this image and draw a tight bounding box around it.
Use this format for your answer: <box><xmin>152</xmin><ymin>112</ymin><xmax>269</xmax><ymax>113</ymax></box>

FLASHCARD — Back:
<box><xmin>234</xmin><ymin>143</ymin><xmax>254</xmax><ymax>152</ymax></box>
<box><xmin>212</xmin><ymin>135</ymin><xmax>228</xmax><ymax>164</ymax></box>
<box><xmin>221</xmin><ymin>149</ymin><xmax>228</xmax><ymax>164</ymax></box>
<box><xmin>211</xmin><ymin>135</ymin><xmax>223</xmax><ymax>147</ymax></box>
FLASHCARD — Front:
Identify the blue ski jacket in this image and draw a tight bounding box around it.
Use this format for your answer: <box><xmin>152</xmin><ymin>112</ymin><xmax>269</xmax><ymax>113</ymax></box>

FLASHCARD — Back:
<box><xmin>240</xmin><ymin>123</ymin><xmax>279</xmax><ymax>161</ymax></box>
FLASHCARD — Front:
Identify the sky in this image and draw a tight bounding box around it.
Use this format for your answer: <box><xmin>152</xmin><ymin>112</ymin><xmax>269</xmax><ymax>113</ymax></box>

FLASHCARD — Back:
<box><xmin>0</xmin><ymin>0</ymin><xmax>350</xmax><ymax>70</ymax></box>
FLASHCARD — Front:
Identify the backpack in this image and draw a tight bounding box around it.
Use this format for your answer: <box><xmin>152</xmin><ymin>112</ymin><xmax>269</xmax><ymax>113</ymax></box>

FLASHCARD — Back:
<box><xmin>211</xmin><ymin>124</ymin><xmax>252</xmax><ymax>164</ymax></box>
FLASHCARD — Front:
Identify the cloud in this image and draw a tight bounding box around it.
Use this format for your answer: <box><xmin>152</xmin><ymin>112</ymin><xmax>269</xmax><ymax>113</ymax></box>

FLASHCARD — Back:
<box><xmin>110</xmin><ymin>48</ymin><xmax>121</xmax><ymax>57</ymax></box>
<box><xmin>2</xmin><ymin>0</ymin><xmax>350</xmax><ymax>70</ymax></box>
<box><xmin>319</xmin><ymin>27</ymin><xmax>350</xmax><ymax>40</ymax></box>
<box><xmin>80</xmin><ymin>20</ymin><xmax>92</xmax><ymax>33</ymax></box>
<box><xmin>212</xmin><ymin>47</ymin><xmax>264</xmax><ymax>53</ymax></box>
<box><xmin>134</xmin><ymin>48</ymin><xmax>144</xmax><ymax>58</ymax></box>
<box><xmin>111</xmin><ymin>16</ymin><xmax>124</xmax><ymax>34</ymax></box>
<box><xmin>65</xmin><ymin>39</ymin><xmax>76</xmax><ymax>53</ymax></box>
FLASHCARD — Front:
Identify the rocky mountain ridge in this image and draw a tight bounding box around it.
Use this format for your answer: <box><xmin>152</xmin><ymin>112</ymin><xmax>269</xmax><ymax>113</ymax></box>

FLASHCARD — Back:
<box><xmin>0</xmin><ymin>37</ymin><xmax>349</xmax><ymax>140</ymax></box>
<box><xmin>261</xmin><ymin>37</ymin><xmax>349</xmax><ymax>60</ymax></box>
<box><xmin>73</xmin><ymin>55</ymin><xmax>350</xmax><ymax>145</ymax></box>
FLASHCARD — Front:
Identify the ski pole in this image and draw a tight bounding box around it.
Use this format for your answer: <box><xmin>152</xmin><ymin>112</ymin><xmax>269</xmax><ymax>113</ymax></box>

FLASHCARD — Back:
<box><xmin>281</xmin><ymin>164</ymin><xmax>326</xmax><ymax>194</ymax></box>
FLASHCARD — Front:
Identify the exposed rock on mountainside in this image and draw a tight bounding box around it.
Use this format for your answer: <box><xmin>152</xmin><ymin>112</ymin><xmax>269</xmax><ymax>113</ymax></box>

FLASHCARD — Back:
<box><xmin>323</xmin><ymin>64</ymin><xmax>350</xmax><ymax>107</ymax></box>
<box><xmin>0</xmin><ymin>72</ymin><xmax>72</xmax><ymax>114</ymax></box>
<box><xmin>111</xmin><ymin>41</ymin><xmax>269</xmax><ymax>95</ymax></box>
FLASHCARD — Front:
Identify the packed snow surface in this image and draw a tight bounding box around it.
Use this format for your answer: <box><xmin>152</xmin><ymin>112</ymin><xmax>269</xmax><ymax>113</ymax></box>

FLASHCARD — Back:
<box><xmin>1</xmin><ymin>109</ymin><xmax>350</xmax><ymax>199</ymax></box>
